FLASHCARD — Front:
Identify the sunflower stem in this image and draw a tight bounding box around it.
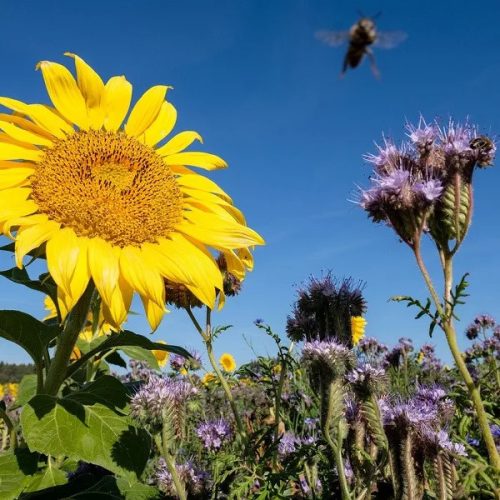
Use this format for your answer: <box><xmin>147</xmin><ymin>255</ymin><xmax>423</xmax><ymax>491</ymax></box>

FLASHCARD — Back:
<box><xmin>44</xmin><ymin>283</ymin><xmax>95</xmax><ymax>396</ymax></box>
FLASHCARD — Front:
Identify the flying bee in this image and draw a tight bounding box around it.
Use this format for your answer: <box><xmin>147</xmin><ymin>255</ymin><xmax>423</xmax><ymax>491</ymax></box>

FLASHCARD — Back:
<box><xmin>315</xmin><ymin>14</ymin><xmax>407</xmax><ymax>78</ymax></box>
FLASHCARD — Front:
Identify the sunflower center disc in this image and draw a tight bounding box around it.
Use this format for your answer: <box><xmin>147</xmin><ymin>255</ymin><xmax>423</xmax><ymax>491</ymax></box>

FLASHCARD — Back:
<box><xmin>31</xmin><ymin>130</ymin><xmax>183</xmax><ymax>247</ymax></box>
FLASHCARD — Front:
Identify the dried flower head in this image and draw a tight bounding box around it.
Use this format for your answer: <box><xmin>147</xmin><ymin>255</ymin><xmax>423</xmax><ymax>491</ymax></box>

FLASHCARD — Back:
<box><xmin>287</xmin><ymin>272</ymin><xmax>367</xmax><ymax>345</ymax></box>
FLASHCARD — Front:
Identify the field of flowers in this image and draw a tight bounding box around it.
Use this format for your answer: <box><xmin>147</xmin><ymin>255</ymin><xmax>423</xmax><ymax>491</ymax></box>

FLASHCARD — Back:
<box><xmin>0</xmin><ymin>53</ymin><xmax>499</xmax><ymax>499</ymax></box>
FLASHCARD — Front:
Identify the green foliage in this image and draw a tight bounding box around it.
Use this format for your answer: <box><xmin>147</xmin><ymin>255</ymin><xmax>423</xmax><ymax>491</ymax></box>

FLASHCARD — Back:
<box><xmin>0</xmin><ymin>310</ymin><xmax>59</xmax><ymax>370</ymax></box>
<box><xmin>0</xmin><ymin>363</ymin><xmax>34</xmax><ymax>384</ymax></box>
<box><xmin>21</xmin><ymin>376</ymin><xmax>151</xmax><ymax>481</ymax></box>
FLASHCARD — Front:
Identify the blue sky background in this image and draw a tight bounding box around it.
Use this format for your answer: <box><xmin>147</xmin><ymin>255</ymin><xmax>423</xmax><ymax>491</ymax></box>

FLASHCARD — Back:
<box><xmin>0</xmin><ymin>0</ymin><xmax>499</xmax><ymax>368</ymax></box>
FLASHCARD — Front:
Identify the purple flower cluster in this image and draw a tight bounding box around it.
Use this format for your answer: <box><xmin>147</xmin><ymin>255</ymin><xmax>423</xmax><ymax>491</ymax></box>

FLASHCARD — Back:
<box><xmin>465</xmin><ymin>314</ymin><xmax>496</xmax><ymax>340</ymax></box>
<box><xmin>384</xmin><ymin>337</ymin><xmax>414</xmax><ymax>369</ymax></box>
<box><xmin>302</xmin><ymin>339</ymin><xmax>353</xmax><ymax>375</ymax></box>
<box><xmin>421</xmin><ymin>429</ymin><xmax>467</xmax><ymax>456</ymax></box>
<box><xmin>278</xmin><ymin>431</ymin><xmax>300</xmax><ymax>456</ymax></box>
<box><xmin>196</xmin><ymin>418</ymin><xmax>232</xmax><ymax>451</ymax></box>
<box><xmin>170</xmin><ymin>349</ymin><xmax>202</xmax><ymax>372</ymax></box>
<box><xmin>130</xmin><ymin>376</ymin><xmax>197</xmax><ymax>426</ymax></box>
<box><xmin>346</xmin><ymin>363</ymin><xmax>386</xmax><ymax>395</ymax></box>
<box><xmin>357</xmin><ymin>336</ymin><xmax>389</xmax><ymax>359</ymax></box>
<box><xmin>359</xmin><ymin>117</ymin><xmax>495</xmax><ymax>244</ymax></box>
<box><xmin>156</xmin><ymin>458</ymin><xmax>209</xmax><ymax>497</ymax></box>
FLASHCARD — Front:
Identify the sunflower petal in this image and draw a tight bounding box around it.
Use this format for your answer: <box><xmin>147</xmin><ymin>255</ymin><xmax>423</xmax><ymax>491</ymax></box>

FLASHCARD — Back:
<box><xmin>0</xmin><ymin>120</ymin><xmax>53</xmax><ymax>146</ymax></box>
<box><xmin>177</xmin><ymin>172</ymin><xmax>232</xmax><ymax>201</ymax></box>
<box><xmin>156</xmin><ymin>131</ymin><xmax>202</xmax><ymax>156</ymax></box>
<box><xmin>141</xmin><ymin>296</ymin><xmax>167</xmax><ymax>331</ymax></box>
<box><xmin>125</xmin><ymin>85</ymin><xmax>170</xmax><ymax>137</ymax></box>
<box><xmin>0</xmin><ymin>97</ymin><xmax>72</xmax><ymax>138</ymax></box>
<box><xmin>179</xmin><ymin>210</ymin><xmax>265</xmax><ymax>249</ymax></box>
<box><xmin>120</xmin><ymin>246</ymin><xmax>165</xmax><ymax>307</ymax></box>
<box><xmin>0</xmin><ymin>113</ymin><xmax>55</xmax><ymax>140</ymax></box>
<box><xmin>0</xmin><ymin>167</ymin><xmax>35</xmax><ymax>189</ymax></box>
<box><xmin>162</xmin><ymin>151</ymin><xmax>227</xmax><ymax>170</ymax></box>
<box><xmin>103</xmin><ymin>271</ymin><xmax>133</xmax><ymax>329</ymax></box>
<box><xmin>46</xmin><ymin>228</ymin><xmax>83</xmax><ymax>296</ymax></box>
<box><xmin>64</xmin><ymin>53</ymin><xmax>104</xmax><ymax>109</ymax></box>
<box><xmin>15</xmin><ymin>220</ymin><xmax>60</xmax><ymax>268</ymax></box>
<box><xmin>222</xmin><ymin>250</ymin><xmax>246</xmax><ymax>280</ymax></box>
<box><xmin>88</xmin><ymin>237</ymin><xmax>119</xmax><ymax>308</ymax></box>
<box><xmin>102</xmin><ymin>76</ymin><xmax>132</xmax><ymax>131</ymax></box>
<box><xmin>3</xmin><ymin>214</ymin><xmax>49</xmax><ymax>238</ymax></box>
<box><xmin>158</xmin><ymin>234</ymin><xmax>221</xmax><ymax>307</ymax></box>
<box><xmin>0</xmin><ymin>143</ymin><xmax>42</xmax><ymax>161</ymax></box>
<box><xmin>36</xmin><ymin>61</ymin><xmax>89</xmax><ymax>129</ymax></box>
<box><xmin>142</xmin><ymin>101</ymin><xmax>177</xmax><ymax>146</ymax></box>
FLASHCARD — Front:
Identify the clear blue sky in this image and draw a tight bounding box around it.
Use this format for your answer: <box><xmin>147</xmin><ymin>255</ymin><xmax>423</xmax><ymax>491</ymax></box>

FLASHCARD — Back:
<box><xmin>0</xmin><ymin>0</ymin><xmax>499</xmax><ymax>367</ymax></box>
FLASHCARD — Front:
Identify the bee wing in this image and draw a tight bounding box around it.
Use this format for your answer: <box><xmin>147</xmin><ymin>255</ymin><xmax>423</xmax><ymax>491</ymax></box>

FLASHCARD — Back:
<box><xmin>373</xmin><ymin>30</ymin><xmax>408</xmax><ymax>49</ymax></box>
<box><xmin>315</xmin><ymin>30</ymin><xmax>350</xmax><ymax>47</ymax></box>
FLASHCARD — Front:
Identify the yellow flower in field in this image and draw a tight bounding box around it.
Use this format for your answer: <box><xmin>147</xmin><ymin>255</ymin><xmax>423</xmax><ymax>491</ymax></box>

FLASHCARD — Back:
<box><xmin>179</xmin><ymin>368</ymin><xmax>188</xmax><ymax>376</ymax></box>
<box><xmin>219</xmin><ymin>353</ymin><xmax>236</xmax><ymax>372</ymax></box>
<box><xmin>0</xmin><ymin>54</ymin><xmax>263</xmax><ymax>331</ymax></box>
<box><xmin>272</xmin><ymin>364</ymin><xmax>282</xmax><ymax>374</ymax></box>
<box><xmin>0</xmin><ymin>384</ymin><xmax>5</xmax><ymax>399</ymax></box>
<box><xmin>7</xmin><ymin>383</ymin><xmax>19</xmax><ymax>398</ymax></box>
<box><xmin>201</xmin><ymin>372</ymin><xmax>217</xmax><ymax>385</ymax></box>
<box><xmin>417</xmin><ymin>351</ymin><xmax>424</xmax><ymax>364</ymax></box>
<box><xmin>152</xmin><ymin>340</ymin><xmax>169</xmax><ymax>368</ymax></box>
<box><xmin>351</xmin><ymin>316</ymin><xmax>367</xmax><ymax>346</ymax></box>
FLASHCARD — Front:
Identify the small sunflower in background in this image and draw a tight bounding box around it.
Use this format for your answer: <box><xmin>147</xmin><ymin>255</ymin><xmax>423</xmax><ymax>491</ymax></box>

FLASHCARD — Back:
<box><xmin>219</xmin><ymin>353</ymin><xmax>236</xmax><ymax>372</ymax></box>
<box><xmin>201</xmin><ymin>372</ymin><xmax>217</xmax><ymax>385</ymax></box>
<box><xmin>351</xmin><ymin>316</ymin><xmax>367</xmax><ymax>346</ymax></box>
<box><xmin>0</xmin><ymin>53</ymin><xmax>264</xmax><ymax>331</ymax></box>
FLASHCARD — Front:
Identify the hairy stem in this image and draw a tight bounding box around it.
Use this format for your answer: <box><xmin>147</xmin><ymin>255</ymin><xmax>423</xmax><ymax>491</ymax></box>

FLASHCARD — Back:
<box><xmin>155</xmin><ymin>430</ymin><xmax>187</xmax><ymax>500</ymax></box>
<box><xmin>44</xmin><ymin>284</ymin><xmax>95</xmax><ymax>396</ymax></box>
<box><xmin>413</xmin><ymin>247</ymin><xmax>500</xmax><ymax>469</ymax></box>
<box><xmin>321</xmin><ymin>379</ymin><xmax>351</xmax><ymax>500</ymax></box>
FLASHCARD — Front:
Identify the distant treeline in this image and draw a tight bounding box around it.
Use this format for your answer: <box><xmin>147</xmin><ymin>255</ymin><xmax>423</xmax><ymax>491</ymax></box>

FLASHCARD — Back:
<box><xmin>0</xmin><ymin>362</ymin><xmax>35</xmax><ymax>383</ymax></box>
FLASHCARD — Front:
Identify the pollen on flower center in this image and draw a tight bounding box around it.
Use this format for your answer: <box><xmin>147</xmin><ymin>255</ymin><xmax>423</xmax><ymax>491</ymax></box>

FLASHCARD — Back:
<box><xmin>31</xmin><ymin>130</ymin><xmax>183</xmax><ymax>247</ymax></box>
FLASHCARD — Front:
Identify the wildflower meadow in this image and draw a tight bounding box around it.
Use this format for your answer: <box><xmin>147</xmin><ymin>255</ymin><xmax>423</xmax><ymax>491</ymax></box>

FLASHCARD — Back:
<box><xmin>0</xmin><ymin>2</ymin><xmax>499</xmax><ymax>499</ymax></box>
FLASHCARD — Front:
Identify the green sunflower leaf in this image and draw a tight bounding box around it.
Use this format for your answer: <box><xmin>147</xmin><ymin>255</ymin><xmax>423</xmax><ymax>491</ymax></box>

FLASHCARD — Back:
<box><xmin>0</xmin><ymin>310</ymin><xmax>59</xmax><ymax>369</ymax></box>
<box><xmin>21</xmin><ymin>391</ymin><xmax>151</xmax><ymax>481</ymax></box>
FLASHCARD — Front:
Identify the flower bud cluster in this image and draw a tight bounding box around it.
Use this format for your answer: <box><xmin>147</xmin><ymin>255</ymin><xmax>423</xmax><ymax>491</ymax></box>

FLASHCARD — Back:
<box><xmin>359</xmin><ymin>117</ymin><xmax>495</xmax><ymax>245</ymax></box>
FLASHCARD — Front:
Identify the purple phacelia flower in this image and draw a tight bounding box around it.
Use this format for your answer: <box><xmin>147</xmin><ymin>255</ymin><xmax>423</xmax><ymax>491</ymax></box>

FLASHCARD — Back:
<box><xmin>170</xmin><ymin>349</ymin><xmax>202</xmax><ymax>372</ymax></box>
<box><xmin>278</xmin><ymin>432</ymin><xmax>299</xmax><ymax>456</ymax></box>
<box><xmin>304</xmin><ymin>417</ymin><xmax>319</xmax><ymax>430</ymax></box>
<box><xmin>406</xmin><ymin>118</ymin><xmax>438</xmax><ymax>149</ymax></box>
<box><xmin>130</xmin><ymin>376</ymin><xmax>197</xmax><ymax>426</ymax></box>
<box><xmin>364</xmin><ymin>140</ymin><xmax>402</xmax><ymax>169</ymax></box>
<box><xmin>413</xmin><ymin>178</ymin><xmax>443</xmax><ymax>201</ymax></box>
<box><xmin>196</xmin><ymin>418</ymin><xmax>232</xmax><ymax>451</ymax></box>
<box><xmin>473</xmin><ymin>314</ymin><xmax>496</xmax><ymax>329</ymax></box>
<box><xmin>302</xmin><ymin>339</ymin><xmax>353</xmax><ymax>375</ymax></box>
<box><xmin>467</xmin><ymin>436</ymin><xmax>480</xmax><ymax>447</ymax></box>
<box><xmin>490</xmin><ymin>424</ymin><xmax>500</xmax><ymax>440</ymax></box>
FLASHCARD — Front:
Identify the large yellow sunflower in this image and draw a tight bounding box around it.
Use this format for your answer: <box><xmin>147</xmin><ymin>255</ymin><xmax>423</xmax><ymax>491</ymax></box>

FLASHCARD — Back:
<box><xmin>0</xmin><ymin>54</ymin><xmax>263</xmax><ymax>329</ymax></box>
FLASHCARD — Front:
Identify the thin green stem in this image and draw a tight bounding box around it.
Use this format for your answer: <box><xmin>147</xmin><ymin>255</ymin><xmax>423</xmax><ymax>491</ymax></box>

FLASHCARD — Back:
<box><xmin>44</xmin><ymin>284</ymin><xmax>95</xmax><ymax>396</ymax></box>
<box><xmin>186</xmin><ymin>307</ymin><xmax>245</xmax><ymax>437</ymax></box>
<box><xmin>413</xmin><ymin>247</ymin><xmax>500</xmax><ymax>470</ymax></box>
<box><xmin>154</xmin><ymin>432</ymin><xmax>187</xmax><ymax>500</ymax></box>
